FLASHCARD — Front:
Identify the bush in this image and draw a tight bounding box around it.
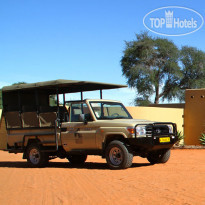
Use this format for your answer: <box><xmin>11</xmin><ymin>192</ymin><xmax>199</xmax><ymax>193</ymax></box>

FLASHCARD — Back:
<box><xmin>199</xmin><ymin>133</ymin><xmax>205</xmax><ymax>145</ymax></box>
<box><xmin>175</xmin><ymin>131</ymin><xmax>184</xmax><ymax>146</ymax></box>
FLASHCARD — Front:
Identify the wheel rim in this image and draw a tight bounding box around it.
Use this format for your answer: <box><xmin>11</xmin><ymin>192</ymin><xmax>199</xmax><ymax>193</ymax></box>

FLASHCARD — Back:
<box><xmin>29</xmin><ymin>148</ymin><xmax>40</xmax><ymax>165</ymax></box>
<box><xmin>109</xmin><ymin>147</ymin><xmax>123</xmax><ymax>166</ymax></box>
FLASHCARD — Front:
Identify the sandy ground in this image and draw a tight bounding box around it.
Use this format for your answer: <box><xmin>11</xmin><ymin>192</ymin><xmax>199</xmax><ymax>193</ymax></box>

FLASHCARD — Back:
<box><xmin>0</xmin><ymin>149</ymin><xmax>205</xmax><ymax>205</ymax></box>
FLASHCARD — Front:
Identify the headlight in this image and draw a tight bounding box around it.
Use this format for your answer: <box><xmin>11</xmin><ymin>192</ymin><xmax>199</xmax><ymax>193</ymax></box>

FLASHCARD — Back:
<box><xmin>167</xmin><ymin>125</ymin><xmax>173</xmax><ymax>133</ymax></box>
<box><xmin>136</xmin><ymin>126</ymin><xmax>146</xmax><ymax>137</ymax></box>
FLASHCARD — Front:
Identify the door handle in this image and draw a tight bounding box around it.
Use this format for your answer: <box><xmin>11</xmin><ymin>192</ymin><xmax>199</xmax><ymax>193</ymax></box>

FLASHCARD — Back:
<box><xmin>74</xmin><ymin>128</ymin><xmax>81</xmax><ymax>138</ymax></box>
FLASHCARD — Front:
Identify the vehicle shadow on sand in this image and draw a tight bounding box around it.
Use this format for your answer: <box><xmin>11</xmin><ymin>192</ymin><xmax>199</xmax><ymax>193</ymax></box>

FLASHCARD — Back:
<box><xmin>0</xmin><ymin>161</ymin><xmax>152</xmax><ymax>170</ymax></box>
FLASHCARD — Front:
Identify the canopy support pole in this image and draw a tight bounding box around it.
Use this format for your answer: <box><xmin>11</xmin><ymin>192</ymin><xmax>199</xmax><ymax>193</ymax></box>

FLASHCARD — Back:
<box><xmin>56</xmin><ymin>89</ymin><xmax>60</xmax><ymax>119</ymax></box>
<box><xmin>81</xmin><ymin>92</ymin><xmax>83</xmax><ymax>101</ymax></box>
<box><xmin>63</xmin><ymin>93</ymin><xmax>66</xmax><ymax>122</ymax></box>
<box><xmin>35</xmin><ymin>89</ymin><xmax>39</xmax><ymax>114</ymax></box>
<box><xmin>100</xmin><ymin>90</ymin><xmax>103</xmax><ymax>99</ymax></box>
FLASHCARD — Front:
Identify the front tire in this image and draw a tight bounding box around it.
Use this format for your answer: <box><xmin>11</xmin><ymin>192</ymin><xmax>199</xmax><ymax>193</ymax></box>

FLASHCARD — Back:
<box><xmin>147</xmin><ymin>149</ymin><xmax>171</xmax><ymax>164</ymax></box>
<box><xmin>26</xmin><ymin>144</ymin><xmax>48</xmax><ymax>167</ymax></box>
<box><xmin>105</xmin><ymin>140</ymin><xmax>133</xmax><ymax>170</ymax></box>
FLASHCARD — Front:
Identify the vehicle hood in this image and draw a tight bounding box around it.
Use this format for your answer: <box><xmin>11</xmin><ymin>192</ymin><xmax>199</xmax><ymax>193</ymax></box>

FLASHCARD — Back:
<box><xmin>94</xmin><ymin>118</ymin><xmax>154</xmax><ymax>127</ymax></box>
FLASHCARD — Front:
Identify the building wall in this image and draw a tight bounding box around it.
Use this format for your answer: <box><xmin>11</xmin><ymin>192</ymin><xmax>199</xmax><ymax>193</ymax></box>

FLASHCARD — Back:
<box><xmin>184</xmin><ymin>89</ymin><xmax>205</xmax><ymax>145</ymax></box>
<box><xmin>0</xmin><ymin>110</ymin><xmax>7</xmax><ymax>149</ymax></box>
<box><xmin>127</xmin><ymin>106</ymin><xmax>184</xmax><ymax>134</ymax></box>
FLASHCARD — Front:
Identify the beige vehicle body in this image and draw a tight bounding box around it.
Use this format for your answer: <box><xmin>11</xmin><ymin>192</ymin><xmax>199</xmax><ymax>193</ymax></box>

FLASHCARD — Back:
<box><xmin>1</xmin><ymin>80</ymin><xmax>177</xmax><ymax>169</ymax></box>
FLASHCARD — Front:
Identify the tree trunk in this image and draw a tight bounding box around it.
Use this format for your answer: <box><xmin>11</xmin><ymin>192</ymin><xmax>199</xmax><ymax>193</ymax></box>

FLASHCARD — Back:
<box><xmin>154</xmin><ymin>96</ymin><xmax>159</xmax><ymax>104</ymax></box>
<box><xmin>154</xmin><ymin>85</ymin><xmax>159</xmax><ymax>104</ymax></box>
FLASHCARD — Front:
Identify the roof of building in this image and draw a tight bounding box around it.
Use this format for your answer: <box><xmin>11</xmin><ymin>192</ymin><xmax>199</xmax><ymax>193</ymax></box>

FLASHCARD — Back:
<box><xmin>149</xmin><ymin>103</ymin><xmax>185</xmax><ymax>109</ymax></box>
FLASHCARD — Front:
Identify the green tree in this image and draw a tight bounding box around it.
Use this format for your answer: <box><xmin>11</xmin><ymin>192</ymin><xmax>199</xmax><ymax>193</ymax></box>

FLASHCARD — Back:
<box><xmin>121</xmin><ymin>32</ymin><xmax>180</xmax><ymax>105</ymax></box>
<box><xmin>121</xmin><ymin>32</ymin><xmax>205</xmax><ymax>105</ymax></box>
<box><xmin>179</xmin><ymin>46</ymin><xmax>205</xmax><ymax>100</ymax></box>
<box><xmin>12</xmin><ymin>82</ymin><xmax>26</xmax><ymax>85</ymax></box>
<box><xmin>162</xmin><ymin>46</ymin><xmax>205</xmax><ymax>102</ymax></box>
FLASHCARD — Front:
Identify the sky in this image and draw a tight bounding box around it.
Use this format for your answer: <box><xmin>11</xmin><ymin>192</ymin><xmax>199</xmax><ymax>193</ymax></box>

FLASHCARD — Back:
<box><xmin>0</xmin><ymin>0</ymin><xmax>205</xmax><ymax>106</ymax></box>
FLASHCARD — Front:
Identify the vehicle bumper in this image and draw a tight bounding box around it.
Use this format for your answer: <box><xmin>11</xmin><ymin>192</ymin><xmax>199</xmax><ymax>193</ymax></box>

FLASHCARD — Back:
<box><xmin>128</xmin><ymin>135</ymin><xmax>177</xmax><ymax>152</ymax></box>
<box><xmin>129</xmin><ymin>122</ymin><xmax>178</xmax><ymax>153</ymax></box>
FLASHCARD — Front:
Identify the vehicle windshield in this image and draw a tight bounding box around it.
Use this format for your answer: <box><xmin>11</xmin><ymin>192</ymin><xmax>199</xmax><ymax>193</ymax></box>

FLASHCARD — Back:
<box><xmin>90</xmin><ymin>101</ymin><xmax>132</xmax><ymax>120</ymax></box>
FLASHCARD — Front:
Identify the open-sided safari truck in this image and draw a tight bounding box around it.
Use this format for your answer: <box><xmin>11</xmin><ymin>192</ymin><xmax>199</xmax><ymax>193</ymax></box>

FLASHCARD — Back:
<box><xmin>0</xmin><ymin>79</ymin><xmax>177</xmax><ymax>169</ymax></box>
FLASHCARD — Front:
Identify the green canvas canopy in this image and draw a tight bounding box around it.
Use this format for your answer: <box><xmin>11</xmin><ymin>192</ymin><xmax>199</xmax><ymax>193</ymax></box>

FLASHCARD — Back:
<box><xmin>2</xmin><ymin>79</ymin><xmax>127</xmax><ymax>94</ymax></box>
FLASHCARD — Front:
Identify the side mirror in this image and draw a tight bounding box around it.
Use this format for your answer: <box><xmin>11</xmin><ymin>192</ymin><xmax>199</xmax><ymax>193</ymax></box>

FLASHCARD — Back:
<box><xmin>79</xmin><ymin>114</ymin><xmax>87</xmax><ymax>125</ymax></box>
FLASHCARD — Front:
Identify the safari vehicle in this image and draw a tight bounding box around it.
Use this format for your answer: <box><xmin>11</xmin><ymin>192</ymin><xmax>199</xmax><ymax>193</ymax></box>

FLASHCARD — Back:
<box><xmin>0</xmin><ymin>79</ymin><xmax>177</xmax><ymax>169</ymax></box>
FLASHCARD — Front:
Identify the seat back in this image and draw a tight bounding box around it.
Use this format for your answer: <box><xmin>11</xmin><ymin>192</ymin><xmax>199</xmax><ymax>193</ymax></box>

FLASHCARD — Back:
<box><xmin>39</xmin><ymin>106</ymin><xmax>57</xmax><ymax>127</ymax></box>
<box><xmin>21</xmin><ymin>106</ymin><xmax>39</xmax><ymax>128</ymax></box>
<box><xmin>4</xmin><ymin>112</ymin><xmax>22</xmax><ymax>128</ymax></box>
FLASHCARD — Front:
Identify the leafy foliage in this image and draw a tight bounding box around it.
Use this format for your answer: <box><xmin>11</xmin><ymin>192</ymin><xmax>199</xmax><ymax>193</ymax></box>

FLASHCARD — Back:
<box><xmin>199</xmin><ymin>133</ymin><xmax>205</xmax><ymax>145</ymax></box>
<box><xmin>12</xmin><ymin>82</ymin><xmax>26</xmax><ymax>85</ymax></box>
<box><xmin>175</xmin><ymin>131</ymin><xmax>184</xmax><ymax>146</ymax></box>
<box><xmin>121</xmin><ymin>32</ymin><xmax>205</xmax><ymax>105</ymax></box>
<box><xmin>177</xmin><ymin>46</ymin><xmax>205</xmax><ymax>100</ymax></box>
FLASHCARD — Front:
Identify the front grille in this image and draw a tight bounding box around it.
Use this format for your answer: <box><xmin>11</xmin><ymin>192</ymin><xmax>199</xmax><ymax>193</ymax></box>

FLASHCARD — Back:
<box><xmin>146</xmin><ymin>126</ymin><xmax>152</xmax><ymax>137</ymax></box>
<box><xmin>153</xmin><ymin>125</ymin><xmax>169</xmax><ymax>135</ymax></box>
<box><xmin>135</xmin><ymin>122</ymin><xmax>177</xmax><ymax>139</ymax></box>
<box><xmin>146</xmin><ymin>125</ymin><xmax>169</xmax><ymax>136</ymax></box>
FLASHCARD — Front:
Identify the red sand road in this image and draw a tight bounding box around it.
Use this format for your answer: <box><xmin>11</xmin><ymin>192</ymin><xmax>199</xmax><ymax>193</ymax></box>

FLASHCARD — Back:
<box><xmin>0</xmin><ymin>149</ymin><xmax>205</xmax><ymax>205</ymax></box>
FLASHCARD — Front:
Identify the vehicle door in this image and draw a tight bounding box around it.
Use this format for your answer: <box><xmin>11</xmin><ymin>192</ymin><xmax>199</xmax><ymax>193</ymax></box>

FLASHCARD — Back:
<box><xmin>60</xmin><ymin>102</ymin><xmax>98</xmax><ymax>152</ymax></box>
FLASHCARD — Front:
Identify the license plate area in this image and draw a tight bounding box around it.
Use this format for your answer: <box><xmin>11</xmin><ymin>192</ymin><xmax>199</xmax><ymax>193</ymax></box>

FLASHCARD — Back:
<box><xmin>159</xmin><ymin>137</ymin><xmax>170</xmax><ymax>143</ymax></box>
